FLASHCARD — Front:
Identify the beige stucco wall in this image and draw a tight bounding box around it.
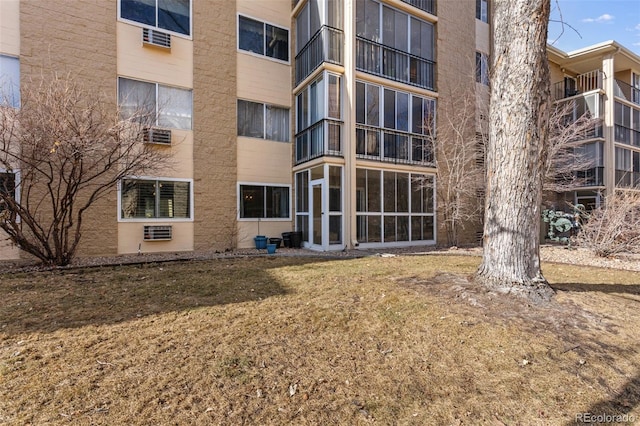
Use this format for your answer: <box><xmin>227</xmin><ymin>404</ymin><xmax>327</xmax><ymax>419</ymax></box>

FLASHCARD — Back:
<box><xmin>116</xmin><ymin>21</ymin><xmax>195</xmax><ymax>254</ymax></box>
<box><xmin>117</xmin><ymin>22</ymin><xmax>193</xmax><ymax>89</ymax></box>
<box><xmin>118</xmin><ymin>222</ymin><xmax>194</xmax><ymax>254</ymax></box>
<box><xmin>20</xmin><ymin>0</ymin><xmax>118</xmax><ymax>258</ymax></box>
<box><xmin>235</xmin><ymin>0</ymin><xmax>293</xmax><ymax>249</ymax></box>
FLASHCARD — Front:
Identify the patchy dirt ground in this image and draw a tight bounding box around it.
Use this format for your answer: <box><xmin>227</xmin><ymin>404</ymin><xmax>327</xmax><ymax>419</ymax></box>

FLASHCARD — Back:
<box><xmin>1</xmin><ymin>249</ymin><xmax>639</xmax><ymax>425</ymax></box>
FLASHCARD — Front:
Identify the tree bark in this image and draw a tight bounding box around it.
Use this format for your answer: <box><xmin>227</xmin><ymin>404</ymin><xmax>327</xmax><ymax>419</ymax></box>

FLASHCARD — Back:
<box><xmin>476</xmin><ymin>0</ymin><xmax>555</xmax><ymax>303</ymax></box>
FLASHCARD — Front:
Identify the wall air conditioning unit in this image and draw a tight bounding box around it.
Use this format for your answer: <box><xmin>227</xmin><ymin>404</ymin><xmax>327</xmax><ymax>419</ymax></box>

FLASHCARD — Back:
<box><xmin>144</xmin><ymin>225</ymin><xmax>172</xmax><ymax>241</ymax></box>
<box><xmin>142</xmin><ymin>28</ymin><xmax>171</xmax><ymax>49</ymax></box>
<box><xmin>143</xmin><ymin>127</ymin><xmax>172</xmax><ymax>145</ymax></box>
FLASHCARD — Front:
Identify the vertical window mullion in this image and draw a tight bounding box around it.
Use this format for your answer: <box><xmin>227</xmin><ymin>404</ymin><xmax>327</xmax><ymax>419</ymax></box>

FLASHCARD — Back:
<box><xmin>263</xmin><ymin>186</ymin><xmax>267</xmax><ymax>218</ymax></box>
<box><xmin>155</xmin><ymin>83</ymin><xmax>160</xmax><ymax>126</ymax></box>
<box><xmin>155</xmin><ymin>0</ymin><xmax>159</xmax><ymax>28</ymax></box>
<box><xmin>155</xmin><ymin>181</ymin><xmax>160</xmax><ymax>218</ymax></box>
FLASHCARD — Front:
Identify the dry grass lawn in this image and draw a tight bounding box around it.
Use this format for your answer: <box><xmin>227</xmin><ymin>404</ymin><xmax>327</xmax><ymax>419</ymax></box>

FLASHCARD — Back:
<box><xmin>1</xmin><ymin>254</ymin><xmax>639</xmax><ymax>425</ymax></box>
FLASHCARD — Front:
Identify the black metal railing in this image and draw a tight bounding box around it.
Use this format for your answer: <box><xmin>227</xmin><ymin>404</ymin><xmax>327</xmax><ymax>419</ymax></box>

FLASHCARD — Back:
<box><xmin>295</xmin><ymin>26</ymin><xmax>343</xmax><ymax>85</ymax></box>
<box><xmin>575</xmin><ymin>167</ymin><xmax>604</xmax><ymax>187</ymax></box>
<box><xmin>295</xmin><ymin>119</ymin><xmax>343</xmax><ymax>164</ymax></box>
<box><xmin>355</xmin><ymin>125</ymin><xmax>434</xmax><ymax>166</ymax></box>
<box><xmin>614</xmin><ymin>124</ymin><xmax>640</xmax><ymax>147</ymax></box>
<box><xmin>401</xmin><ymin>0</ymin><xmax>436</xmax><ymax>15</ymax></box>
<box><xmin>356</xmin><ymin>37</ymin><xmax>436</xmax><ymax>91</ymax></box>
<box><xmin>614</xmin><ymin>79</ymin><xmax>640</xmax><ymax>106</ymax></box>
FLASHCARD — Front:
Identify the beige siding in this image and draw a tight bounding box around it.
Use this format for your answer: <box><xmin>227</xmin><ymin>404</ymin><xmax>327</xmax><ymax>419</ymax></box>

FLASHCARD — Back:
<box><xmin>238</xmin><ymin>221</ymin><xmax>292</xmax><ymax>249</ymax></box>
<box><xmin>117</xmin><ymin>22</ymin><xmax>193</xmax><ymax>89</ymax></box>
<box><xmin>0</xmin><ymin>0</ymin><xmax>19</xmax><ymax>55</ymax></box>
<box><xmin>118</xmin><ymin>222</ymin><xmax>194</xmax><ymax>254</ymax></box>
<box><xmin>237</xmin><ymin>138</ymin><xmax>292</xmax><ymax>183</ymax></box>
<box><xmin>237</xmin><ymin>54</ymin><xmax>291</xmax><ymax>106</ymax></box>
<box><xmin>0</xmin><ymin>232</ymin><xmax>20</xmax><ymax>260</ymax></box>
<box><xmin>237</xmin><ymin>0</ymin><xmax>291</xmax><ymax>29</ymax></box>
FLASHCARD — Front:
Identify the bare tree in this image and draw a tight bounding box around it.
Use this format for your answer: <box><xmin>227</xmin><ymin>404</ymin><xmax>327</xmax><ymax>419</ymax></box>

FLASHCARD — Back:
<box><xmin>0</xmin><ymin>73</ymin><xmax>169</xmax><ymax>266</ymax></box>
<box><xmin>574</xmin><ymin>191</ymin><xmax>640</xmax><ymax>257</ymax></box>
<box><xmin>427</xmin><ymin>84</ymin><xmax>487</xmax><ymax>247</ymax></box>
<box><xmin>476</xmin><ymin>0</ymin><xmax>555</xmax><ymax>303</ymax></box>
<box><xmin>544</xmin><ymin>99</ymin><xmax>602</xmax><ymax>195</ymax></box>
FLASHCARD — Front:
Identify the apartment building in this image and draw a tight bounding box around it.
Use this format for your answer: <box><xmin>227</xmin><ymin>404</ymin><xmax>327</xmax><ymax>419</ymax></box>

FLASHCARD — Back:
<box><xmin>548</xmin><ymin>42</ymin><xmax>640</xmax><ymax>210</ymax></box>
<box><xmin>16</xmin><ymin>1</ymin><xmax>627</xmax><ymax>260</ymax></box>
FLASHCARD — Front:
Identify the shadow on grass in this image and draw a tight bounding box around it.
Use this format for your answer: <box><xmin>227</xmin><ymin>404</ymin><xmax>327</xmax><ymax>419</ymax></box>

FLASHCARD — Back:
<box><xmin>551</xmin><ymin>282</ymin><xmax>640</xmax><ymax>297</ymax></box>
<box><xmin>0</xmin><ymin>256</ymin><xmax>335</xmax><ymax>336</ymax></box>
<box><xmin>565</xmin><ymin>372</ymin><xmax>640</xmax><ymax>425</ymax></box>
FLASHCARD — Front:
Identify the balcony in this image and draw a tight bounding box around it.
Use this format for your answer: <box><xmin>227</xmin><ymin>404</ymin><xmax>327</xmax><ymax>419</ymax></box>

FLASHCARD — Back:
<box><xmin>295</xmin><ymin>26</ymin><xmax>343</xmax><ymax>86</ymax></box>
<box><xmin>356</xmin><ymin>37</ymin><xmax>436</xmax><ymax>91</ymax></box>
<box><xmin>356</xmin><ymin>125</ymin><xmax>434</xmax><ymax>166</ymax></box>
<box><xmin>400</xmin><ymin>0</ymin><xmax>436</xmax><ymax>15</ymax></box>
<box><xmin>575</xmin><ymin>167</ymin><xmax>604</xmax><ymax>187</ymax></box>
<box><xmin>295</xmin><ymin>119</ymin><xmax>343</xmax><ymax>164</ymax></box>
<box><xmin>553</xmin><ymin>70</ymin><xmax>603</xmax><ymax>100</ymax></box>
<box><xmin>614</xmin><ymin>79</ymin><xmax>640</xmax><ymax>106</ymax></box>
<box><xmin>614</xmin><ymin>124</ymin><xmax>640</xmax><ymax>147</ymax></box>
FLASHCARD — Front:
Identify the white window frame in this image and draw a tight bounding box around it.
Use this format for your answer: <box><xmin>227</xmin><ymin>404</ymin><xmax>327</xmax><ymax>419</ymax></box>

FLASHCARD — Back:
<box><xmin>117</xmin><ymin>0</ymin><xmax>193</xmax><ymax>39</ymax></box>
<box><xmin>237</xmin><ymin>14</ymin><xmax>290</xmax><ymax>64</ymax></box>
<box><xmin>476</xmin><ymin>51</ymin><xmax>490</xmax><ymax>86</ymax></box>
<box><xmin>117</xmin><ymin>77</ymin><xmax>193</xmax><ymax>130</ymax></box>
<box><xmin>0</xmin><ymin>54</ymin><xmax>20</xmax><ymax>108</ymax></box>
<box><xmin>237</xmin><ymin>99</ymin><xmax>290</xmax><ymax>142</ymax></box>
<box><xmin>237</xmin><ymin>182</ymin><xmax>292</xmax><ymax>221</ymax></box>
<box><xmin>118</xmin><ymin>176</ymin><xmax>194</xmax><ymax>222</ymax></box>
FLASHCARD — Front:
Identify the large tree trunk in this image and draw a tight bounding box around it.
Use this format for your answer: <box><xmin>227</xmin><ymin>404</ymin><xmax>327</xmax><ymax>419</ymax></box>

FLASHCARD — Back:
<box><xmin>476</xmin><ymin>0</ymin><xmax>555</xmax><ymax>303</ymax></box>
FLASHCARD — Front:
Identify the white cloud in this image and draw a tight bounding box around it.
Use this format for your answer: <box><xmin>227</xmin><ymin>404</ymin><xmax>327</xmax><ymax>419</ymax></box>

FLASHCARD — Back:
<box><xmin>582</xmin><ymin>14</ymin><xmax>614</xmax><ymax>23</ymax></box>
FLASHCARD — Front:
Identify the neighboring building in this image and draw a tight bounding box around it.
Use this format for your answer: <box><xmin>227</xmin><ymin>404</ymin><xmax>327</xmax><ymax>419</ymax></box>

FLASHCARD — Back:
<box><xmin>548</xmin><ymin>42</ymin><xmax>640</xmax><ymax>210</ymax></box>
<box><xmin>3</xmin><ymin>1</ymin><xmax>635</xmax><ymax>261</ymax></box>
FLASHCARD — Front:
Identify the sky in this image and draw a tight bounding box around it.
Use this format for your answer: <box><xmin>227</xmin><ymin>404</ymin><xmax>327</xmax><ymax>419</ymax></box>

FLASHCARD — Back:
<box><xmin>547</xmin><ymin>0</ymin><xmax>640</xmax><ymax>56</ymax></box>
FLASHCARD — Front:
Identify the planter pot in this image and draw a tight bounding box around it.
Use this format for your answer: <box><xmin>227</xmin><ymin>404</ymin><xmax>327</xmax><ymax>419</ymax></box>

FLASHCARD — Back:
<box><xmin>269</xmin><ymin>237</ymin><xmax>282</xmax><ymax>248</ymax></box>
<box><xmin>290</xmin><ymin>231</ymin><xmax>303</xmax><ymax>248</ymax></box>
<box><xmin>266</xmin><ymin>243</ymin><xmax>277</xmax><ymax>254</ymax></box>
<box><xmin>281</xmin><ymin>232</ymin><xmax>292</xmax><ymax>248</ymax></box>
<box><xmin>254</xmin><ymin>236</ymin><xmax>268</xmax><ymax>249</ymax></box>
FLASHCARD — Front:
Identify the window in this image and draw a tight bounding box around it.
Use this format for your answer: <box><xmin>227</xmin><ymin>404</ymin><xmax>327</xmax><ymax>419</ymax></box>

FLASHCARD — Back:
<box><xmin>476</xmin><ymin>0</ymin><xmax>488</xmax><ymax>22</ymax></box>
<box><xmin>0</xmin><ymin>55</ymin><xmax>20</xmax><ymax>108</ymax></box>
<box><xmin>238</xmin><ymin>15</ymin><xmax>289</xmax><ymax>62</ymax></box>
<box><xmin>0</xmin><ymin>171</ymin><xmax>17</xmax><ymax>214</ymax></box>
<box><xmin>356</xmin><ymin>169</ymin><xmax>435</xmax><ymax>243</ymax></box>
<box><xmin>120</xmin><ymin>178</ymin><xmax>192</xmax><ymax>219</ymax></box>
<box><xmin>239</xmin><ymin>185</ymin><xmax>290</xmax><ymax>219</ymax></box>
<box><xmin>237</xmin><ymin>100</ymin><xmax>290</xmax><ymax>142</ymax></box>
<box><xmin>120</xmin><ymin>0</ymin><xmax>191</xmax><ymax>36</ymax></box>
<box><xmin>296</xmin><ymin>0</ymin><xmax>344</xmax><ymax>53</ymax></box>
<box><xmin>356</xmin><ymin>80</ymin><xmax>435</xmax><ymax>164</ymax></box>
<box><xmin>118</xmin><ymin>77</ymin><xmax>192</xmax><ymax>130</ymax></box>
<box><xmin>476</xmin><ymin>52</ymin><xmax>489</xmax><ymax>86</ymax></box>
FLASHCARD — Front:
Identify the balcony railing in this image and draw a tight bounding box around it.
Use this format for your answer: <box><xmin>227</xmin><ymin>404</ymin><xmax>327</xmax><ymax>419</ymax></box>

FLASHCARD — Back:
<box><xmin>400</xmin><ymin>0</ymin><xmax>436</xmax><ymax>15</ymax></box>
<box><xmin>614</xmin><ymin>79</ymin><xmax>640</xmax><ymax>106</ymax></box>
<box><xmin>355</xmin><ymin>125</ymin><xmax>434</xmax><ymax>166</ymax></box>
<box><xmin>295</xmin><ymin>119</ymin><xmax>343</xmax><ymax>164</ymax></box>
<box><xmin>575</xmin><ymin>167</ymin><xmax>604</xmax><ymax>187</ymax></box>
<box><xmin>295</xmin><ymin>26</ymin><xmax>343</xmax><ymax>86</ymax></box>
<box><xmin>614</xmin><ymin>124</ymin><xmax>640</xmax><ymax>147</ymax></box>
<box><xmin>356</xmin><ymin>37</ymin><xmax>436</xmax><ymax>91</ymax></box>
<box><xmin>553</xmin><ymin>70</ymin><xmax>603</xmax><ymax>100</ymax></box>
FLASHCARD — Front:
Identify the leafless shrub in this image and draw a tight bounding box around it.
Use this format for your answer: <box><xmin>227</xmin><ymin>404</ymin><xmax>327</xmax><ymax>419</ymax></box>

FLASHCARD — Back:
<box><xmin>574</xmin><ymin>191</ymin><xmax>640</xmax><ymax>257</ymax></box>
<box><xmin>0</xmin><ymin>72</ymin><xmax>170</xmax><ymax>266</ymax></box>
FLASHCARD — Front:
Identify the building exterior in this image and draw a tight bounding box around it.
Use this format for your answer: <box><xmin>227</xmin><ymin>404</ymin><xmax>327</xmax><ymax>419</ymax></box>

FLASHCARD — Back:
<box><xmin>548</xmin><ymin>42</ymin><xmax>640</xmax><ymax>210</ymax></box>
<box><xmin>2</xmin><ymin>0</ymin><xmax>636</xmax><ymax>261</ymax></box>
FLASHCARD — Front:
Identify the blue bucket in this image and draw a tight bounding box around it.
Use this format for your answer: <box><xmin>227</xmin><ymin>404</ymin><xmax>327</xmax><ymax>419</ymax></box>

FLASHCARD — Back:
<box><xmin>254</xmin><ymin>236</ymin><xmax>268</xmax><ymax>249</ymax></box>
<box><xmin>266</xmin><ymin>243</ymin><xmax>277</xmax><ymax>254</ymax></box>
